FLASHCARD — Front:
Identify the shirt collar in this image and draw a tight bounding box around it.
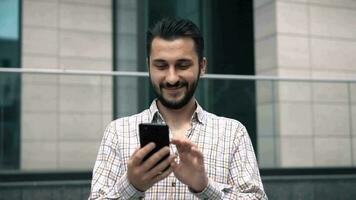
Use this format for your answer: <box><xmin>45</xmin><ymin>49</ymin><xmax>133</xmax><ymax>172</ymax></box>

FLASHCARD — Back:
<box><xmin>148</xmin><ymin>99</ymin><xmax>205</xmax><ymax>125</ymax></box>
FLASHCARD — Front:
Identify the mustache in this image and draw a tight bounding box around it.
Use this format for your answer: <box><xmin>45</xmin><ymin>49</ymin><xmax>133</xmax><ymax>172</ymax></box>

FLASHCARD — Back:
<box><xmin>160</xmin><ymin>80</ymin><xmax>188</xmax><ymax>89</ymax></box>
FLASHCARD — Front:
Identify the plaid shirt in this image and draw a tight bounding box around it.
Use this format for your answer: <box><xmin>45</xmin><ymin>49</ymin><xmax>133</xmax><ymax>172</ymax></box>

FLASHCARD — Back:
<box><xmin>90</xmin><ymin>100</ymin><xmax>267</xmax><ymax>199</ymax></box>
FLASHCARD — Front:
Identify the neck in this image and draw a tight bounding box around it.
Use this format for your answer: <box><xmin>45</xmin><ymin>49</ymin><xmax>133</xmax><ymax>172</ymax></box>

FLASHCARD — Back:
<box><xmin>157</xmin><ymin>98</ymin><xmax>196</xmax><ymax>130</ymax></box>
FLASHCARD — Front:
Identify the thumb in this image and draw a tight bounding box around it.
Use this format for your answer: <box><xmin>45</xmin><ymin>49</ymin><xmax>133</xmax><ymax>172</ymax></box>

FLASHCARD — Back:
<box><xmin>170</xmin><ymin>159</ymin><xmax>180</xmax><ymax>171</ymax></box>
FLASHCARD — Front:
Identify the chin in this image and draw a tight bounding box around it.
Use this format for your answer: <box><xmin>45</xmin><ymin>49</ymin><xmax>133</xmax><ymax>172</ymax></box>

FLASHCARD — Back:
<box><xmin>166</xmin><ymin>96</ymin><xmax>186</xmax><ymax>104</ymax></box>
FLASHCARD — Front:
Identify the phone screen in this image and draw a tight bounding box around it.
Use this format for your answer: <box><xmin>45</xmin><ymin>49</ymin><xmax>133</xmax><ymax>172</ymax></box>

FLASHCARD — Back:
<box><xmin>139</xmin><ymin>123</ymin><xmax>170</xmax><ymax>162</ymax></box>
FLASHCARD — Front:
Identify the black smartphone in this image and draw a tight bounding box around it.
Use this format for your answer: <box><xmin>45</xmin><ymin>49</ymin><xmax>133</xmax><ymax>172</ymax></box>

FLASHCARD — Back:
<box><xmin>139</xmin><ymin>123</ymin><xmax>170</xmax><ymax>163</ymax></box>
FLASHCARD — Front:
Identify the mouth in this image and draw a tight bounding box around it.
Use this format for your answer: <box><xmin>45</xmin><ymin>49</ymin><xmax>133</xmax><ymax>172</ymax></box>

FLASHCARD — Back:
<box><xmin>162</xmin><ymin>87</ymin><xmax>185</xmax><ymax>97</ymax></box>
<box><xmin>163</xmin><ymin>86</ymin><xmax>184</xmax><ymax>91</ymax></box>
<box><xmin>161</xmin><ymin>85</ymin><xmax>186</xmax><ymax>99</ymax></box>
<box><xmin>160</xmin><ymin>81</ymin><xmax>187</xmax><ymax>91</ymax></box>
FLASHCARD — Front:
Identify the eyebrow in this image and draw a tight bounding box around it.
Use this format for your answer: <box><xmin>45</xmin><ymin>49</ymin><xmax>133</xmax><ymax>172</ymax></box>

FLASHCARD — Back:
<box><xmin>176</xmin><ymin>58</ymin><xmax>192</xmax><ymax>62</ymax></box>
<box><xmin>152</xmin><ymin>59</ymin><xmax>167</xmax><ymax>63</ymax></box>
<box><xmin>151</xmin><ymin>58</ymin><xmax>194</xmax><ymax>65</ymax></box>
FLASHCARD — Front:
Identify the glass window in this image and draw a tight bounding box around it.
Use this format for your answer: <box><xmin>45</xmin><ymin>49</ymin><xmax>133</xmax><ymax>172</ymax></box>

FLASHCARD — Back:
<box><xmin>113</xmin><ymin>0</ymin><xmax>257</xmax><ymax>148</ymax></box>
<box><xmin>0</xmin><ymin>0</ymin><xmax>21</xmax><ymax>169</ymax></box>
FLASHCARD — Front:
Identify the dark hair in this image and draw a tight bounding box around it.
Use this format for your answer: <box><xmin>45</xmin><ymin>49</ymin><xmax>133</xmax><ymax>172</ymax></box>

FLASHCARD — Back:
<box><xmin>146</xmin><ymin>18</ymin><xmax>204</xmax><ymax>62</ymax></box>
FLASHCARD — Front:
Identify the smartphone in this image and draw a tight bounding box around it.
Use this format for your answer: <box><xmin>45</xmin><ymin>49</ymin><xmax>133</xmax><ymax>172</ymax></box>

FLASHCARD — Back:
<box><xmin>139</xmin><ymin>123</ymin><xmax>170</xmax><ymax>163</ymax></box>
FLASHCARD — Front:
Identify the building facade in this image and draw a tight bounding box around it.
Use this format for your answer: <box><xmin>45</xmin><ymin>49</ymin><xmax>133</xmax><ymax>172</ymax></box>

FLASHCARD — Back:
<box><xmin>0</xmin><ymin>0</ymin><xmax>355</xmax><ymax>171</ymax></box>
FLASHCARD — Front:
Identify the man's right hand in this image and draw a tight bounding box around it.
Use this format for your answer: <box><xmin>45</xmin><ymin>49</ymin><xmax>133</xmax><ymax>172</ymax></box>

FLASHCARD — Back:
<box><xmin>127</xmin><ymin>142</ymin><xmax>175</xmax><ymax>192</ymax></box>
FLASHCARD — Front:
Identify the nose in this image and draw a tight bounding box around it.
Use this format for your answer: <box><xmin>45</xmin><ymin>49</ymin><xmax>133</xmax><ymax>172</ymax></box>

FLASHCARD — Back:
<box><xmin>165</xmin><ymin>66</ymin><xmax>179</xmax><ymax>84</ymax></box>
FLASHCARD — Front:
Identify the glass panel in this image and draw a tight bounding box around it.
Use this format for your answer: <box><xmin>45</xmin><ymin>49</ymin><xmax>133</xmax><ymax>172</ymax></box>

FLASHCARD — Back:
<box><xmin>0</xmin><ymin>0</ymin><xmax>19</xmax><ymax>67</ymax></box>
<box><xmin>114</xmin><ymin>0</ymin><xmax>256</xmax><ymax>148</ymax></box>
<box><xmin>256</xmin><ymin>80</ymin><xmax>276</xmax><ymax>167</ymax></box>
<box><xmin>114</xmin><ymin>0</ymin><xmax>150</xmax><ymax>118</ymax></box>
<box><xmin>198</xmin><ymin>78</ymin><xmax>257</xmax><ymax>148</ymax></box>
<box><xmin>115</xmin><ymin>76</ymin><xmax>151</xmax><ymax>118</ymax></box>
<box><xmin>143</xmin><ymin>0</ymin><xmax>257</xmax><ymax>147</ymax></box>
<box><xmin>0</xmin><ymin>0</ymin><xmax>20</xmax><ymax>169</ymax></box>
<box><xmin>351</xmin><ymin>83</ymin><xmax>356</xmax><ymax>166</ymax></box>
<box><xmin>0</xmin><ymin>73</ymin><xmax>20</xmax><ymax>169</ymax></box>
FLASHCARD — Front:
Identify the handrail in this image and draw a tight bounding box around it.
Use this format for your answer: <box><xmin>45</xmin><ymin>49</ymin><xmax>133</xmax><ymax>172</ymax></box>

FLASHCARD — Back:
<box><xmin>1</xmin><ymin>67</ymin><xmax>356</xmax><ymax>83</ymax></box>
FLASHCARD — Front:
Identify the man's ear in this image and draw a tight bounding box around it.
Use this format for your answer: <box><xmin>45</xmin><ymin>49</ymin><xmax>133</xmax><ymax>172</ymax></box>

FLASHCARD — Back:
<box><xmin>199</xmin><ymin>57</ymin><xmax>207</xmax><ymax>76</ymax></box>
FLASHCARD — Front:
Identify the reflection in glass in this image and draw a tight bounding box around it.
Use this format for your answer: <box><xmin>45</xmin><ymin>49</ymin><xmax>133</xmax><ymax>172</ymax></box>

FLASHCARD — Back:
<box><xmin>0</xmin><ymin>0</ymin><xmax>20</xmax><ymax>169</ymax></box>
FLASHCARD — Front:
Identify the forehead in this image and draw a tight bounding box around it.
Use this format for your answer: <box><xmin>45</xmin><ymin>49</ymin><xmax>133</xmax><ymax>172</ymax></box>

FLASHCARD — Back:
<box><xmin>150</xmin><ymin>37</ymin><xmax>197</xmax><ymax>60</ymax></box>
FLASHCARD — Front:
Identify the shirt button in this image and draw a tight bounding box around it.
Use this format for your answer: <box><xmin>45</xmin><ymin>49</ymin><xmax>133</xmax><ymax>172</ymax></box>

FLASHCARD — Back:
<box><xmin>171</xmin><ymin>182</ymin><xmax>176</xmax><ymax>187</ymax></box>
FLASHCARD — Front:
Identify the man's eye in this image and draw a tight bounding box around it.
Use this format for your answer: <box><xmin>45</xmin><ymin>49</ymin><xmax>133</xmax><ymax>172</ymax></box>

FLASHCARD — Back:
<box><xmin>177</xmin><ymin>62</ymin><xmax>191</xmax><ymax>68</ymax></box>
<box><xmin>154</xmin><ymin>63</ymin><xmax>167</xmax><ymax>69</ymax></box>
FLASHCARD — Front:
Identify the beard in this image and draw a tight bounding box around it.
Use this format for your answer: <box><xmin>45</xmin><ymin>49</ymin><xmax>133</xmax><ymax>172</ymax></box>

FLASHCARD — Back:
<box><xmin>151</xmin><ymin>73</ymin><xmax>200</xmax><ymax>110</ymax></box>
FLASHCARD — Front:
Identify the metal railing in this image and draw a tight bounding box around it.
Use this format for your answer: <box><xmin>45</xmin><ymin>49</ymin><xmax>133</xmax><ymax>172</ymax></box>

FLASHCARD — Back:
<box><xmin>1</xmin><ymin>67</ymin><xmax>356</xmax><ymax>82</ymax></box>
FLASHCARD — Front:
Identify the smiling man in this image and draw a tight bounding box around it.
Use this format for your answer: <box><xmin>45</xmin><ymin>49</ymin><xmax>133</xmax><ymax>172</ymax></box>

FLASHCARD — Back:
<box><xmin>89</xmin><ymin>18</ymin><xmax>267</xmax><ymax>199</ymax></box>
<box><xmin>149</xmin><ymin>36</ymin><xmax>203</xmax><ymax>110</ymax></box>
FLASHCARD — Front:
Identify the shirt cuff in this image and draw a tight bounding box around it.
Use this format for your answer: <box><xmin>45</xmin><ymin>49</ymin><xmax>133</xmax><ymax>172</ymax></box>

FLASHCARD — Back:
<box><xmin>117</xmin><ymin>173</ymin><xmax>145</xmax><ymax>199</ymax></box>
<box><xmin>189</xmin><ymin>180</ymin><xmax>223</xmax><ymax>199</ymax></box>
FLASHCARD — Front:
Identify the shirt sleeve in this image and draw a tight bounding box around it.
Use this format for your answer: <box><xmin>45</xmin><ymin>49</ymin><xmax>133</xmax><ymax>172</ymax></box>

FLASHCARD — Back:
<box><xmin>89</xmin><ymin>121</ymin><xmax>145</xmax><ymax>199</ymax></box>
<box><xmin>191</xmin><ymin>125</ymin><xmax>268</xmax><ymax>200</ymax></box>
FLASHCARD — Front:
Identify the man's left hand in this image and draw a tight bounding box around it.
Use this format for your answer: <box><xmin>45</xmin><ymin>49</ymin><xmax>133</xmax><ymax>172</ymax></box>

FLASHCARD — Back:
<box><xmin>170</xmin><ymin>138</ymin><xmax>209</xmax><ymax>192</ymax></box>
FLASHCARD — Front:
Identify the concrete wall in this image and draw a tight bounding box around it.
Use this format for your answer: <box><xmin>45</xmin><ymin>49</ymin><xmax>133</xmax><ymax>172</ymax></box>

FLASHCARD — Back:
<box><xmin>254</xmin><ymin>0</ymin><xmax>356</xmax><ymax>167</ymax></box>
<box><xmin>21</xmin><ymin>0</ymin><xmax>113</xmax><ymax>170</ymax></box>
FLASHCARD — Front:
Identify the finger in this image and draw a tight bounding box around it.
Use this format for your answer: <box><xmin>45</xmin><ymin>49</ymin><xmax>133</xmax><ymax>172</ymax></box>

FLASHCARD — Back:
<box><xmin>128</xmin><ymin>147</ymin><xmax>141</xmax><ymax>167</ymax></box>
<box><xmin>146</xmin><ymin>154</ymin><xmax>176</xmax><ymax>179</ymax></box>
<box><xmin>183</xmin><ymin>140</ymin><xmax>193</xmax><ymax>151</ymax></box>
<box><xmin>131</xmin><ymin>142</ymin><xmax>156</xmax><ymax>165</ymax></box>
<box><xmin>131</xmin><ymin>147</ymin><xmax>140</xmax><ymax>157</ymax></box>
<box><xmin>179</xmin><ymin>140</ymin><xmax>194</xmax><ymax>153</ymax></box>
<box><xmin>142</xmin><ymin>146</ymin><xmax>170</xmax><ymax>171</ymax></box>
<box><xmin>191</xmin><ymin>146</ymin><xmax>204</xmax><ymax>163</ymax></box>
<box><xmin>152</xmin><ymin>166</ymin><xmax>173</xmax><ymax>183</ymax></box>
<box><xmin>172</xmin><ymin>139</ymin><xmax>190</xmax><ymax>153</ymax></box>
<box><xmin>171</xmin><ymin>138</ymin><xmax>187</xmax><ymax>145</ymax></box>
<box><xmin>190</xmin><ymin>146</ymin><xmax>202</xmax><ymax>155</ymax></box>
<box><xmin>170</xmin><ymin>158</ymin><xmax>180</xmax><ymax>171</ymax></box>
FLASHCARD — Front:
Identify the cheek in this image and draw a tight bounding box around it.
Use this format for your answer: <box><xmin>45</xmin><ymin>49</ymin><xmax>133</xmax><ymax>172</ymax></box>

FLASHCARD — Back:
<box><xmin>186</xmin><ymin>72</ymin><xmax>199</xmax><ymax>83</ymax></box>
<box><xmin>150</xmin><ymin>73</ymin><xmax>163</xmax><ymax>85</ymax></box>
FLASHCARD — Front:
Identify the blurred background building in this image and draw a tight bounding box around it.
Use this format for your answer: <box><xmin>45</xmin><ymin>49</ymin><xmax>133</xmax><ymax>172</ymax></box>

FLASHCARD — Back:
<box><xmin>0</xmin><ymin>0</ymin><xmax>356</xmax><ymax>199</ymax></box>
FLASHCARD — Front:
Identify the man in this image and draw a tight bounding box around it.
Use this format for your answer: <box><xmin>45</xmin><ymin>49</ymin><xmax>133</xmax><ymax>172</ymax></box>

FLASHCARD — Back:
<box><xmin>90</xmin><ymin>18</ymin><xmax>267</xmax><ymax>199</ymax></box>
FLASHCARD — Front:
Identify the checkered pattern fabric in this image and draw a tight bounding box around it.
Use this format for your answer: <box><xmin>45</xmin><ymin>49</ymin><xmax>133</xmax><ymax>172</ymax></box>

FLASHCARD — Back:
<box><xmin>89</xmin><ymin>100</ymin><xmax>267</xmax><ymax>199</ymax></box>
